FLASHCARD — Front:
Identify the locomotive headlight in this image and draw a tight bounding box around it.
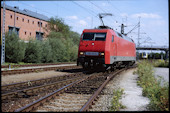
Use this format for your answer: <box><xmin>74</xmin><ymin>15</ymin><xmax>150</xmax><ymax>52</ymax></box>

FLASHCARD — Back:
<box><xmin>101</xmin><ymin>52</ymin><xmax>104</xmax><ymax>56</ymax></box>
<box><xmin>80</xmin><ymin>52</ymin><xmax>84</xmax><ymax>55</ymax></box>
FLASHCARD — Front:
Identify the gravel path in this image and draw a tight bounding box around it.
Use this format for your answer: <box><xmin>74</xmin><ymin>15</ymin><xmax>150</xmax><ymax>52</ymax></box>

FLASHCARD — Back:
<box><xmin>90</xmin><ymin>68</ymin><xmax>150</xmax><ymax>111</ymax></box>
<box><xmin>1</xmin><ymin>70</ymin><xmax>72</xmax><ymax>85</ymax></box>
<box><xmin>118</xmin><ymin>69</ymin><xmax>150</xmax><ymax>111</ymax></box>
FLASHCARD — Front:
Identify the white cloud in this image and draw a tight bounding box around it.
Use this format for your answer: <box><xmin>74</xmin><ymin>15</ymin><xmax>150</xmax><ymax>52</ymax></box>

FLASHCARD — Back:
<box><xmin>78</xmin><ymin>20</ymin><xmax>88</xmax><ymax>26</ymax></box>
<box><xmin>66</xmin><ymin>16</ymin><xmax>78</xmax><ymax>20</ymax></box>
<box><xmin>131</xmin><ymin>13</ymin><xmax>161</xmax><ymax>19</ymax></box>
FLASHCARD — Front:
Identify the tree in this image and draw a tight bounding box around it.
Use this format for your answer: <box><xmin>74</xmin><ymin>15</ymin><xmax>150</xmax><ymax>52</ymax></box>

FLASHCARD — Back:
<box><xmin>5</xmin><ymin>32</ymin><xmax>26</xmax><ymax>63</ymax></box>
<box><xmin>43</xmin><ymin>16</ymin><xmax>80</xmax><ymax>62</ymax></box>
<box><xmin>48</xmin><ymin>38</ymin><xmax>67</xmax><ymax>62</ymax></box>
<box><xmin>45</xmin><ymin>16</ymin><xmax>71</xmax><ymax>37</ymax></box>
<box><xmin>23</xmin><ymin>40</ymin><xmax>42</xmax><ymax>63</ymax></box>
<box><xmin>41</xmin><ymin>39</ymin><xmax>53</xmax><ymax>63</ymax></box>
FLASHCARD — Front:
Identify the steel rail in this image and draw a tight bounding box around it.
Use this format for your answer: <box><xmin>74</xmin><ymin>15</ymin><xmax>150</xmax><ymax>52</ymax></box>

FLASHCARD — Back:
<box><xmin>2</xmin><ymin>76</ymin><xmax>84</xmax><ymax>100</ymax></box>
<box><xmin>14</xmin><ymin>75</ymin><xmax>91</xmax><ymax>112</ymax></box>
<box><xmin>80</xmin><ymin>65</ymin><xmax>137</xmax><ymax>111</ymax></box>
<box><xmin>1</xmin><ymin>73</ymin><xmax>81</xmax><ymax>91</ymax></box>
<box><xmin>1</xmin><ymin>65</ymin><xmax>79</xmax><ymax>75</ymax></box>
<box><xmin>1</xmin><ymin>62</ymin><xmax>76</xmax><ymax>68</ymax></box>
<box><xmin>79</xmin><ymin>68</ymin><xmax>126</xmax><ymax>111</ymax></box>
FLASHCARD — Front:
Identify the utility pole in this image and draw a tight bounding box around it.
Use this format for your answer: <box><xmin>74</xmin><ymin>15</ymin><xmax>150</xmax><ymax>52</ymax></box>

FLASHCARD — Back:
<box><xmin>1</xmin><ymin>1</ymin><xmax>6</xmax><ymax>64</ymax></box>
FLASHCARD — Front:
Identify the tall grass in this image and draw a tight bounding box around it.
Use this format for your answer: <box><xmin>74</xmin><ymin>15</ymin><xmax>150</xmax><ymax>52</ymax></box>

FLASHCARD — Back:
<box><xmin>136</xmin><ymin>60</ymin><xmax>169</xmax><ymax>111</ymax></box>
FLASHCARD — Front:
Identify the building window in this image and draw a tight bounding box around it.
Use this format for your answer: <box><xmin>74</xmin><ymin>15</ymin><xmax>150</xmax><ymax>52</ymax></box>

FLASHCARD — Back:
<box><xmin>30</xmin><ymin>32</ymin><xmax>31</xmax><ymax>36</ymax></box>
<box><xmin>32</xmin><ymin>21</ymin><xmax>34</xmax><ymax>24</ymax></box>
<box><xmin>25</xmin><ymin>31</ymin><xmax>27</xmax><ymax>35</ymax></box>
<box><xmin>8</xmin><ymin>26</ymin><xmax>20</xmax><ymax>36</ymax></box>
<box><xmin>17</xmin><ymin>17</ymin><xmax>19</xmax><ymax>20</ymax></box>
<box><xmin>36</xmin><ymin>32</ymin><xmax>43</xmax><ymax>40</ymax></box>
<box><xmin>10</xmin><ymin>15</ymin><xmax>12</xmax><ymax>19</ymax></box>
<box><xmin>28</xmin><ymin>20</ymin><xmax>29</xmax><ymax>23</ymax></box>
<box><xmin>38</xmin><ymin>21</ymin><xmax>42</xmax><ymax>27</ymax></box>
<box><xmin>45</xmin><ymin>24</ymin><xmax>47</xmax><ymax>28</ymax></box>
<box><xmin>22</xmin><ymin>18</ymin><xmax>24</xmax><ymax>22</ymax></box>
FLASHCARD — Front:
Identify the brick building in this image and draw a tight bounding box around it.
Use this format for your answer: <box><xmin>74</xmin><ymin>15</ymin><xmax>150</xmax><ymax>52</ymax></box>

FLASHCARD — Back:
<box><xmin>1</xmin><ymin>4</ymin><xmax>50</xmax><ymax>41</ymax></box>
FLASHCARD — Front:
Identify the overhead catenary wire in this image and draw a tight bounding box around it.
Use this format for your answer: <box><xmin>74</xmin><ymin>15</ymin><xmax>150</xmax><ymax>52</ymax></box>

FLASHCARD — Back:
<box><xmin>88</xmin><ymin>1</ymin><xmax>120</xmax><ymax>29</ymax></box>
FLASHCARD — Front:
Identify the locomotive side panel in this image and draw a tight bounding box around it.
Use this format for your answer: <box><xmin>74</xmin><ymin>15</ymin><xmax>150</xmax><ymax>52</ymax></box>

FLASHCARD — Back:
<box><xmin>104</xmin><ymin>30</ymin><xmax>112</xmax><ymax>64</ymax></box>
<box><xmin>110</xmin><ymin>35</ymin><xmax>136</xmax><ymax>64</ymax></box>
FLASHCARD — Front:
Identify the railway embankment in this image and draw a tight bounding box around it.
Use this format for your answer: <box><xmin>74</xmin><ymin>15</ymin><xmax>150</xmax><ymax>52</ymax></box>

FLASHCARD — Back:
<box><xmin>135</xmin><ymin>61</ymin><xmax>169</xmax><ymax>111</ymax></box>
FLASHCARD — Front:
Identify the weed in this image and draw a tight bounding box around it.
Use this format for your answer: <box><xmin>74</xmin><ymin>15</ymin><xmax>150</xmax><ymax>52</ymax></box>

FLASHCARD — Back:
<box><xmin>110</xmin><ymin>88</ymin><xmax>126</xmax><ymax>111</ymax></box>
<box><xmin>136</xmin><ymin>60</ymin><xmax>169</xmax><ymax>111</ymax></box>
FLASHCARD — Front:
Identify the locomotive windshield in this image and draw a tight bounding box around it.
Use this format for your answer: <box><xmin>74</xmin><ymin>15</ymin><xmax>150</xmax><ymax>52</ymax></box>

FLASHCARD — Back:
<box><xmin>83</xmin><ymin>33</ymin><xmax>106</xmax><ymax>41</ymax></box>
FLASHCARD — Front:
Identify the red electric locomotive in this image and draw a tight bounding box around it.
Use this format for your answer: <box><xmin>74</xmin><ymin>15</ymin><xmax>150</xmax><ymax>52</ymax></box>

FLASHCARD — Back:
<box><xmin>77</xmin><ymin>26</ymin><xmax>136</xmax><ymax>70</ymax></box>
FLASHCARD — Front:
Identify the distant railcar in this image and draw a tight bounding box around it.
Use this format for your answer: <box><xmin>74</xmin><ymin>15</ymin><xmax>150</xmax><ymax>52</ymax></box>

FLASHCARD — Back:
<box><xmin>141</xmin><ymin>52</ymin><xmax>148</xmax><ymax>59</ymax></box>
<box><xmin>77</xmin><ymin>27</ymin><xmax>136</xmax><ymax>70</ymax></box>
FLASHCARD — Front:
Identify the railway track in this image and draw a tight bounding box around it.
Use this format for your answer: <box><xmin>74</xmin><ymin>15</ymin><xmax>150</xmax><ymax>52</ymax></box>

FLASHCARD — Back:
<box><xmin>2</xmin><ymin>65</ymin><xmax>136</xmax><ymax>112</ymax></box>
<box><xmin>17</xmin><ymin>67</ymin><xmax>134</xmax><ymax>112</ymax></box>
<box><xmin>1</xmin><ymin>62</ymin><xmax>76</xmax><ymax>68</ymax></box>
<box><xmin>1</xmin><ymin>72</ymin><xmax>87</xmax><ymax>112</ymax></box>
<box><xmin>1</xmin><ymin>73</ymin><xmax>83</xmax><ymax>100</ymax></box>
<box><xmin>1</xmin><ymin>65</ymin><xmax>81</xmax><ymax>76</ymax></box>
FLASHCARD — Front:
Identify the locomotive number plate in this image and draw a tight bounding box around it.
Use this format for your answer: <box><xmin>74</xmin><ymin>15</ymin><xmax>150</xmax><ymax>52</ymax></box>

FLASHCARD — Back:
<box><xmin>85</xmin><ymin>52</ymin><xmax>99</xmax><ymax>56</ymax></box>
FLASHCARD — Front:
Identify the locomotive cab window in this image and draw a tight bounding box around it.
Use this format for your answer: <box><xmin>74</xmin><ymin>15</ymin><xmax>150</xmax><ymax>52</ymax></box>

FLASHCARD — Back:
<box><xmin>82</xmin><ymin>33</ymin><xmax>106</xmax><ymax>41</ymax></box>
<box><xmin>83</xmin><ymin>33</ymin><xmax>94</xmax><ymax>41</ymax></box>
<box><xmin>94</xmin><ymin>33</ymin><xmax>106</xmax><ymax>41</ymax></box>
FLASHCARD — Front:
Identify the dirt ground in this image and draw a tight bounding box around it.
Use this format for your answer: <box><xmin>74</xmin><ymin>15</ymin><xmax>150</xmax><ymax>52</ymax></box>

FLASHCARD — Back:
<box><xmin>1</xmin><ymin>70</ymin><xmax>72</xmax><ymax>85</ymax></box>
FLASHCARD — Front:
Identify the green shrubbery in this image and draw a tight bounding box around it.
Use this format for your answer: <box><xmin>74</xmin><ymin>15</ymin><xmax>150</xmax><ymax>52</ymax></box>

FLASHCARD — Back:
<box><xmin>136</xmin><ymin>60</ymin><xmax>169</xmax><ymax>111</ymax></box>
<box><xmin>5</xmin><ymin>32</ymin><xmax>26</xmax><ymax>63</ymax></box>
<box><xmin>23</xmin><ymin>40</ymin><xmax>43</xmax><ymax>63</ymax></box>
<box><xmin>150</xmin><ymin>59</ymin><xmax>169</xmax><ymax>67</ymax></box>
<box><xmin>5</xmin><ymin>32</ymin><xmax>79</xmax><ymax>63</ymax></box>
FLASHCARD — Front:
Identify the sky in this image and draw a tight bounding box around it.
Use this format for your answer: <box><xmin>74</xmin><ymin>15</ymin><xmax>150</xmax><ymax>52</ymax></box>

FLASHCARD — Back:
<box><xmin>2</xmin><ymin>0</ymin><xmax>169</xmax><ymax>47</ymax></box>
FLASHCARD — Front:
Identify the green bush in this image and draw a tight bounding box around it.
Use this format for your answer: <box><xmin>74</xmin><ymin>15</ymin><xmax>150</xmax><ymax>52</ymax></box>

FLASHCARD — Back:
<box><xmin>5</xmin><ymin>32</ymin><xmax>26</xmax><ymax>63</ymax></box>
<box><xmin>151</xmin><ymin>59</ymin><xmax>169</xmax><ymax>67</ymax></box>
<box><xmin>48</xmin><ymin>38</ymin><xmax>67</xmax><ymax>62</ymax></box>
<box><xmin>41</xmin><ymin>39</ymin><xmax>53</xmax><ymax>63</ymax></box>
<box><xmin>23</xmin><ymin>40</ymin><xmax>42</xmax><ymax>63</ymax></box>
<box><xmin>136</xmin><ymin>60</ymin><xmax>169</xmax><ymax>111</ymax></box>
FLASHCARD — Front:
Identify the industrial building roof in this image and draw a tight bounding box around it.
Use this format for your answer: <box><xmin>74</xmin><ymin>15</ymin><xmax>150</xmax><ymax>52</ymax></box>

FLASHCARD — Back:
<box><xmin>1</xmin><ymin>4</ymin><xmax>49</xmax><ymax>21</ymax></box>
